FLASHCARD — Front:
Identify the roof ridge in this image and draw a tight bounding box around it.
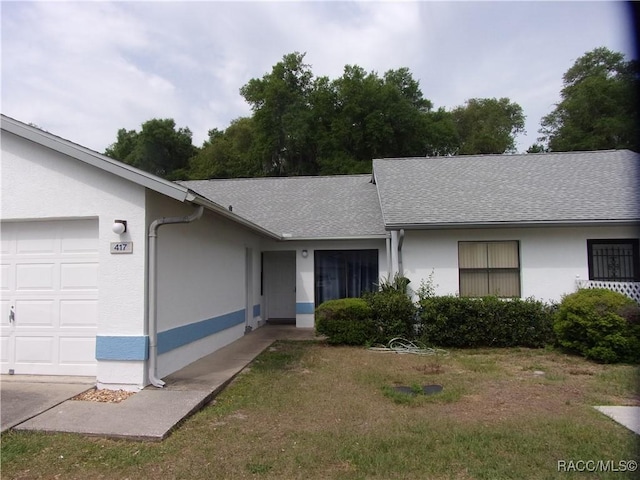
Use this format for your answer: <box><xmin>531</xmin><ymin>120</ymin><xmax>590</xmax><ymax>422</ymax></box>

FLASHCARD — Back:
<box><xmin>183</xmin><ymin>173</ymin><xmax>373</xmax><ymax>183</ymax></box>
<box><xmin>377</xmin><ymin>149</ymin><xmax>634</xmax><ymax>162</ymax></box>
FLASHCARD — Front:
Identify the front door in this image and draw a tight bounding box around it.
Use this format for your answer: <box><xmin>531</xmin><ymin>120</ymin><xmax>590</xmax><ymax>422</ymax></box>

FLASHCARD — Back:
<box><xmin>263</xmin><ymin>251</ymin><xmax>296</xmax><ymax>322</ymax></box>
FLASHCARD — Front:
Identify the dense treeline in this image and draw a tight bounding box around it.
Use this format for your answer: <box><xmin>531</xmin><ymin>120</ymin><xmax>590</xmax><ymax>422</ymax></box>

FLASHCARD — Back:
<box><xmin>104</xmin><ymin>47</ymin><xmax>638</xmax><ymax>180</ymax></box>
<box><xmin>537</xmin><ymin>47</ymin><xmax>639</xmax><ymax>153</ymax></box>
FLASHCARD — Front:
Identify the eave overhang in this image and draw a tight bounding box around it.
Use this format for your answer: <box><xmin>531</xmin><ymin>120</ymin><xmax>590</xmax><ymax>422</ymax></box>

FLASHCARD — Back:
<box><xmin>383</xmin><ymin>219</ymin><xmax>640</xmax><ymax>230</ymax></box>
<box><xmin>1</xmin><ymin>115</ymin><xmax>282</xmax><ymax>240</ymax></box>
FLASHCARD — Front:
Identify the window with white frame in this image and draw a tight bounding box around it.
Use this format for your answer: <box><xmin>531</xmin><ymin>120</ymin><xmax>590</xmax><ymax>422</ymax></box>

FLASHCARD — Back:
<box><xmin>587</xmin><ymin>239</ymin><xmax>639</xmax><ymax>282</ymax></box>
<box><xmin>458</xmin><ymin>241</ymin><xmax>520</xmax><ymax>298</ymax></box>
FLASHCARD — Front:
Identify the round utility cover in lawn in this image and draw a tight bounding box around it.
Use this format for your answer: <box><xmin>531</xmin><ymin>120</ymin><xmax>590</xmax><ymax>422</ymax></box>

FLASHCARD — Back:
<box><xmin>393</xmin><ymin>385</ymin><xmax>443</xmax><ymax>396</ymax></box>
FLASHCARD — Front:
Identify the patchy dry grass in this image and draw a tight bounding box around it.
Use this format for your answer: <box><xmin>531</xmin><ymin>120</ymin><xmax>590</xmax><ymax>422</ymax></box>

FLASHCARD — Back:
<box><xmin>2</xmin><ymin>341</ymin><xmax>639</xmax><ymax>479</ymax></box>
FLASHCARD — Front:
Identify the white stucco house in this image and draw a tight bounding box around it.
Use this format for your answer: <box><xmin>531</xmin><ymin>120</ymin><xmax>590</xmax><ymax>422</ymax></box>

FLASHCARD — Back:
<box><xmin>1</xmin><ymin>115</ymin><xmax>638</xmax><ymax>390</ymax></box>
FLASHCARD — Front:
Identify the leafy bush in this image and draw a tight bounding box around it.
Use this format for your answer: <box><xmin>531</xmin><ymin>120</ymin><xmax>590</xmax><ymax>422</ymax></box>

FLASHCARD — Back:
<box><xmin>554</xmin><ymin>288</ymin><xmax>640</xmax><ymax>363</ymax></box>
<box><xmin>315</xmin><ymin>298</ymin><xmax>374</xmax><ymax>345</ymax></box>
<box><xmin>377</xmin><ymin>273</ymin><xmax>412</xmax><ymax>293</ymax></box>
<box><xmin>417</xmin><ymin>296</ymin><xmax>555</xmax><ymax>348</ymax></box>
<box><xmin>315</xmin><ymin>275</ymin><xmax>418</xmax><ymax>346</ymax></box>
<box><xmin>415</xmin><ymin>270</ymin><xmax>438</xmax><ymax>302</ymax></box>
<box><xmin>363</xmin><ymin>288</ymin><xmax>417</xmax><ymax>344</ymax></box>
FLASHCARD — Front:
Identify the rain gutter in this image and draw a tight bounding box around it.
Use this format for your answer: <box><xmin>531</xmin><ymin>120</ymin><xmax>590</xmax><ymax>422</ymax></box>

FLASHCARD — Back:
<box><xmin>278</xmin><ymin>234</ymin><xmax>388</xmax><ymax>241</ymax></box>
<box><xmin>384</xmin><ymin>219</ymin><xmax>640</xmax><ymax>230</ymax></box>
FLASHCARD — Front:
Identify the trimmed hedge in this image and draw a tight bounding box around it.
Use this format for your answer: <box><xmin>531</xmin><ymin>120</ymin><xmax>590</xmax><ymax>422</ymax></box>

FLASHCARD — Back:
<box><xmin>315</xmin><ymin>289</ymin><xmax>418</xmax><ymax>346</ymax></box>
<box><xmin>363</xmin><ymin>289</ymin><xmax>417</xmax><ymax>344</ymax></box>
<box><xmin>315</xmin><ymin>298</ymin><xmax>373</xmax><ymax>345</ymax></box>
<box><xmin>554</xmin><ymin>288</ymin><xmax>640</xmax><ymax>363</ymax></box>
<box><xmin>417</xmin><ymin>296</ymin><xmax>555</xmax><ymax>348</ymax></box>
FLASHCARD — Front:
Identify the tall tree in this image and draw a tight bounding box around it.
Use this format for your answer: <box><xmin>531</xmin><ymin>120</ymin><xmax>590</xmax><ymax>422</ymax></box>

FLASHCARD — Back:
<box><xmin>538</xmin><ymin>47</ymin><xmax>639</xmax><ymax>151</ymax></box>
<box><xmin>104</xmin><ymin>118</ymin><xmax>197</xmax><ymax>180</ymax></box>
<box><xmin>423</xmin><ymin>108</ymin><xmax>459</xmax><ymax>156</ymax></box>
<box><xmin>451</xmin><ymin>98</ymin><xmax>525</xmax><ymax>154</ymax></box>
<box><xmin>240</xmin><ymin>53</ymin><xmax>455</xmax><ymax>176</ymax></box>
<box><xmin>104</xmin><ymin>128</ymin><xmax>138</xmax><ymax>162</ymax></box>
<box><xmin>188</xmin><ymin>117</ymin><xmax>261</xmax><ymax>179</ymax></box>
<box><xmin>328</xmin><ymin>65</ymin><xmax>436</xmax><ymax>165</ymax></box>
<box><xmin>240</xmin><ymin>52</ymin><xmax>317</xmax><ymax>175</ymax></box>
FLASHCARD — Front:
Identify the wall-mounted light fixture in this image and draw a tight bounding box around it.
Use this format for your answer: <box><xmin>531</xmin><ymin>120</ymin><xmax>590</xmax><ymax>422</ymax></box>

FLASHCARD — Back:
<box><xmin>301</xmin><ymin>249</ymin><xmax>308</xmax><ymax>258</ymax></box>
<box><xmin>112</xmin><ymin>220</ymin><xmax>128</xmax><ymax>235</ymax></box>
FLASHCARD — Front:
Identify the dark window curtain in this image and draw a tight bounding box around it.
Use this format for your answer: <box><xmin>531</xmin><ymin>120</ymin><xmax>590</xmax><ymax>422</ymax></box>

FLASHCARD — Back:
<box><xmin>348</xmin><ymin>250</ymin><xmax>378</xmax><ymax>298</ymax></box>
<box><xmin>315</xmin><ymin>251</ymin><xmax>342</xmax><ymax>305</ymax></box>
<box><xmin>315</xmin><ymin>250</ymin><xmax>378</xmax><ymax>305</ymax></box>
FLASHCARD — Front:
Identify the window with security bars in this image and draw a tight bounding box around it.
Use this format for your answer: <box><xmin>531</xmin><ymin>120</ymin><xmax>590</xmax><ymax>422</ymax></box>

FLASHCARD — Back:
<box><xmin>459</xmin><ymin>241</ymin><xmax>520</xmax><ymax>298</ymax></box>
<box><xmin>587</xmin><ymin>239</ymin><xmax>639</xmax><ymax>282</ymax></box>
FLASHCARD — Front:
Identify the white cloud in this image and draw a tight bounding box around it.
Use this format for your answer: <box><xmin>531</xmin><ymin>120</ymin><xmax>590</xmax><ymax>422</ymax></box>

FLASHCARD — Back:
<box><xmin>1</xmin><ymin>1</ymin><xmax>635</xmax><ymax>153</ymax></box>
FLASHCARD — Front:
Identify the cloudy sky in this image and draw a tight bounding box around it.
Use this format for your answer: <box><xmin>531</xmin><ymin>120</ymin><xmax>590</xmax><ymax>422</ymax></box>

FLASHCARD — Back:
<box><xmin>1</xmin><ymin>1</ymin><xmax>636</xmax><ymax>155</ymax></box>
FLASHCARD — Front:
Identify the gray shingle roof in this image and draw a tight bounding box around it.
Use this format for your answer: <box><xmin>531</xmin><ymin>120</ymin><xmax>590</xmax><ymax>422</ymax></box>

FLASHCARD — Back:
<box><xmin>373</xmin><ymin>150</ymin><xmax>640</xmax><ymax>228</ymax></box>
<box><xmin>180</xmin><ymin>175</ymin><xmax>387</xmax><ymax>238</ymax></box>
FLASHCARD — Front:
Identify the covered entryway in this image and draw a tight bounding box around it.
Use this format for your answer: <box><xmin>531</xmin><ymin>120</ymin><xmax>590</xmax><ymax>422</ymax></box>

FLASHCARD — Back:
<box><xmin>262</xmin><ymin>251</ymin><xmax>296</xmax><ymax>324</ymax></box>
<box><xmin>0</xmin><ymin>219</ymin><xmax>98</xmax><ymax>376</ymax></box>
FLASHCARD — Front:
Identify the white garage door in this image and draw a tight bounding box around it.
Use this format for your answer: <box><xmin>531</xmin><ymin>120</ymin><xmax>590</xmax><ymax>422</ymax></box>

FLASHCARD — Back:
<box><xmin>0</xmin><ymin>219</ymin><xmax>98</xmax><ymax>376</ymax></box>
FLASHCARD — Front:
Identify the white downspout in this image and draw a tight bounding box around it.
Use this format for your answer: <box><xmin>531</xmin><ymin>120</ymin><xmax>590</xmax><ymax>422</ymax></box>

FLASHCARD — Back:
<box><xmin>390</xmin><ymin>231</ymin><xmax>399</xmax><ymax>276</ymax></box>
<box><xmin>147</xmin><ymin>205</ymin><xmax>204</xmax><ymax>388</ymax></box>
<box><xmin>386</xmin><ymin>234</ymin><xmax>392</xmax><ymax>277</ymax></box>
<box><xmin>397</xmin><ymin>229</ymin><xmax>405</xmax><ymax>277</ymax></box>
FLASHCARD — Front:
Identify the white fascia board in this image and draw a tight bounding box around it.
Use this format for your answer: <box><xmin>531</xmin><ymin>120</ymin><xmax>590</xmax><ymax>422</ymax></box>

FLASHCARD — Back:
<box><xmin>1</xmin><ymin>115</ymin><xmax>189</xmax><ymax>203</ymax></box>
<box><xmin>280</xmin><ymin>234</ymin><xmax>389</xmax><ymax>241</ymax></box>
<box><xmin>384</xmin><ymin>219</ymin><xmax>640</xmax><ymax>230</ymax></box>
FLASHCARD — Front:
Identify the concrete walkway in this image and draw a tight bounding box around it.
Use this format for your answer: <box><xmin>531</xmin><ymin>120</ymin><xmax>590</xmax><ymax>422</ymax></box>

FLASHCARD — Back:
<box><xmin>11</xmin><ymin>325</ymin><xmax>318</xmax><ymax>441</ymax></box>
<box><xmin>1</xmin><ymin>376</ymin><xmax>94</xmax><ymax>432</ymax></box>
<box><xmin>594</xmin><ymin>406</ymin><xmax>640</xmax><ymax>435</ymax></box>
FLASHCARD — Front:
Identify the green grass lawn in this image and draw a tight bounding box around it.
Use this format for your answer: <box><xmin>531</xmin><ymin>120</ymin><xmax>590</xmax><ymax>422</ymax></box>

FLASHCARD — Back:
<box><xmin>2</xmin><ymin>341</ymin><xmax>638</xmax><ymax>479</ymax></box>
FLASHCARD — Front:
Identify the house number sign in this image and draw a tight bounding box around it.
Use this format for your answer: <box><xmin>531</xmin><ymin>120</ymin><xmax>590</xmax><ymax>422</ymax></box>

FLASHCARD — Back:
<box><xmin>110</xmin><ymin>242</ymin><xmax>133</xmax><ymax>254</ymax></box>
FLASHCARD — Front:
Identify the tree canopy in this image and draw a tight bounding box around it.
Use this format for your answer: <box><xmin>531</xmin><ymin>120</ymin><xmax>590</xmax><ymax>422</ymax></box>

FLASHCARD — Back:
<box><xmin>236</xmin><ymin>53</ymin><xmax>457</xmax><ymax>176</ymax></box>
<box><xmin>538</xmin><ymin>47</ymin><xmax>639</xmax><ymax>152</ymax></box>
<box><xmin>451</xmin><ymin>98</ymin><xmax>525</xmax><ymax>154</ymax></box>
<box><xmin>104</xmin><ymin>118</ymin><xmax>197</xmax><ymax>180</ymax></box>
<box><xmin>103</xmin><ymin>52</ymin><xmax>544</xmax><ymax>180</ymax></box>
<box><xmin>188</xmin><ymin>117</ymin><xmax>260</xmax><ymax>179</ymax></box>
<box><xmin>232</xmin><ymin>52</ymin><xmax>525</xmax><ymax>176</ymax></box>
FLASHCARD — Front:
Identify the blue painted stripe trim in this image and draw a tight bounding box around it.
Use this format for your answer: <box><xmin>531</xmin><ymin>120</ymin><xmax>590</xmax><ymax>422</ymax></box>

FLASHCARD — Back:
<box><xmin>96</xmin><ymin>336</ymin><xmax>149</xmax><ymax>361</ymax></box>
<box><xmin>157</xmin><ymin>309</ymin><xmax>245</xmax><ymax>355</ymax></box>
<box><xmin>296</xmin><ymin>302</ymin><xmax>315</xmax><ymax>314</ymax></box>
<box><xmin>253</xmin><ymin>304</ymin><xmax>261</xmax><ymax>317</ymax></box>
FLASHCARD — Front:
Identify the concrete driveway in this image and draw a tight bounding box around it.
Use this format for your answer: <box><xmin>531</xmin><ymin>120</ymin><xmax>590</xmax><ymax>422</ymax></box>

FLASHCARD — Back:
<box><xmin>1</xmin><ymin>375</ymin><xmax>94</xmax><ymax>432</ymax></box>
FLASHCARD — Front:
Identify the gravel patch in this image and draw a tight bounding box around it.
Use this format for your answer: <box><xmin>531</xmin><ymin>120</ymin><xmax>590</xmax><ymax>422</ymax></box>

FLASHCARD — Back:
<box><xmin>71</xmin><ymin>388</ymin><xmax>136</xmax><ymax>403</ymax></box>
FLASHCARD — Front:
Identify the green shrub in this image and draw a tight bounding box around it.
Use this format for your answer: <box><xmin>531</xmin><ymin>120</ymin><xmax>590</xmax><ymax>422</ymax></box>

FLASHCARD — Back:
<box><xmin>554</xmin><ymin>288</ymin><xmax>640</xmax><ymax>363</ymax></box>
<box><xmin>377</xmin><ymin>273</ymin><xmax>412</xmax><ymax>293</ymax></box>
<box><xmin>363</xmin><ymin>289</ymin><xmax>417</xmax><ymax>343</ymax></box>
<box><xmin>315</xmin><ymin>298</ymin><xmax>374</xmax><ymax>345</ymax></box>
<box><xmin>417</xmin><ymin>296</ymin><xmax>555</xmax><ymax>348</ymax></box>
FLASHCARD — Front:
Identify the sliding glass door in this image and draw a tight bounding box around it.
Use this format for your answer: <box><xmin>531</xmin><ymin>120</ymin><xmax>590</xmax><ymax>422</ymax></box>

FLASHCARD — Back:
<box><xmin>314</xmin><ymin>250</ymin><xmax>379</xmax><ymax>305</ymax></box>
